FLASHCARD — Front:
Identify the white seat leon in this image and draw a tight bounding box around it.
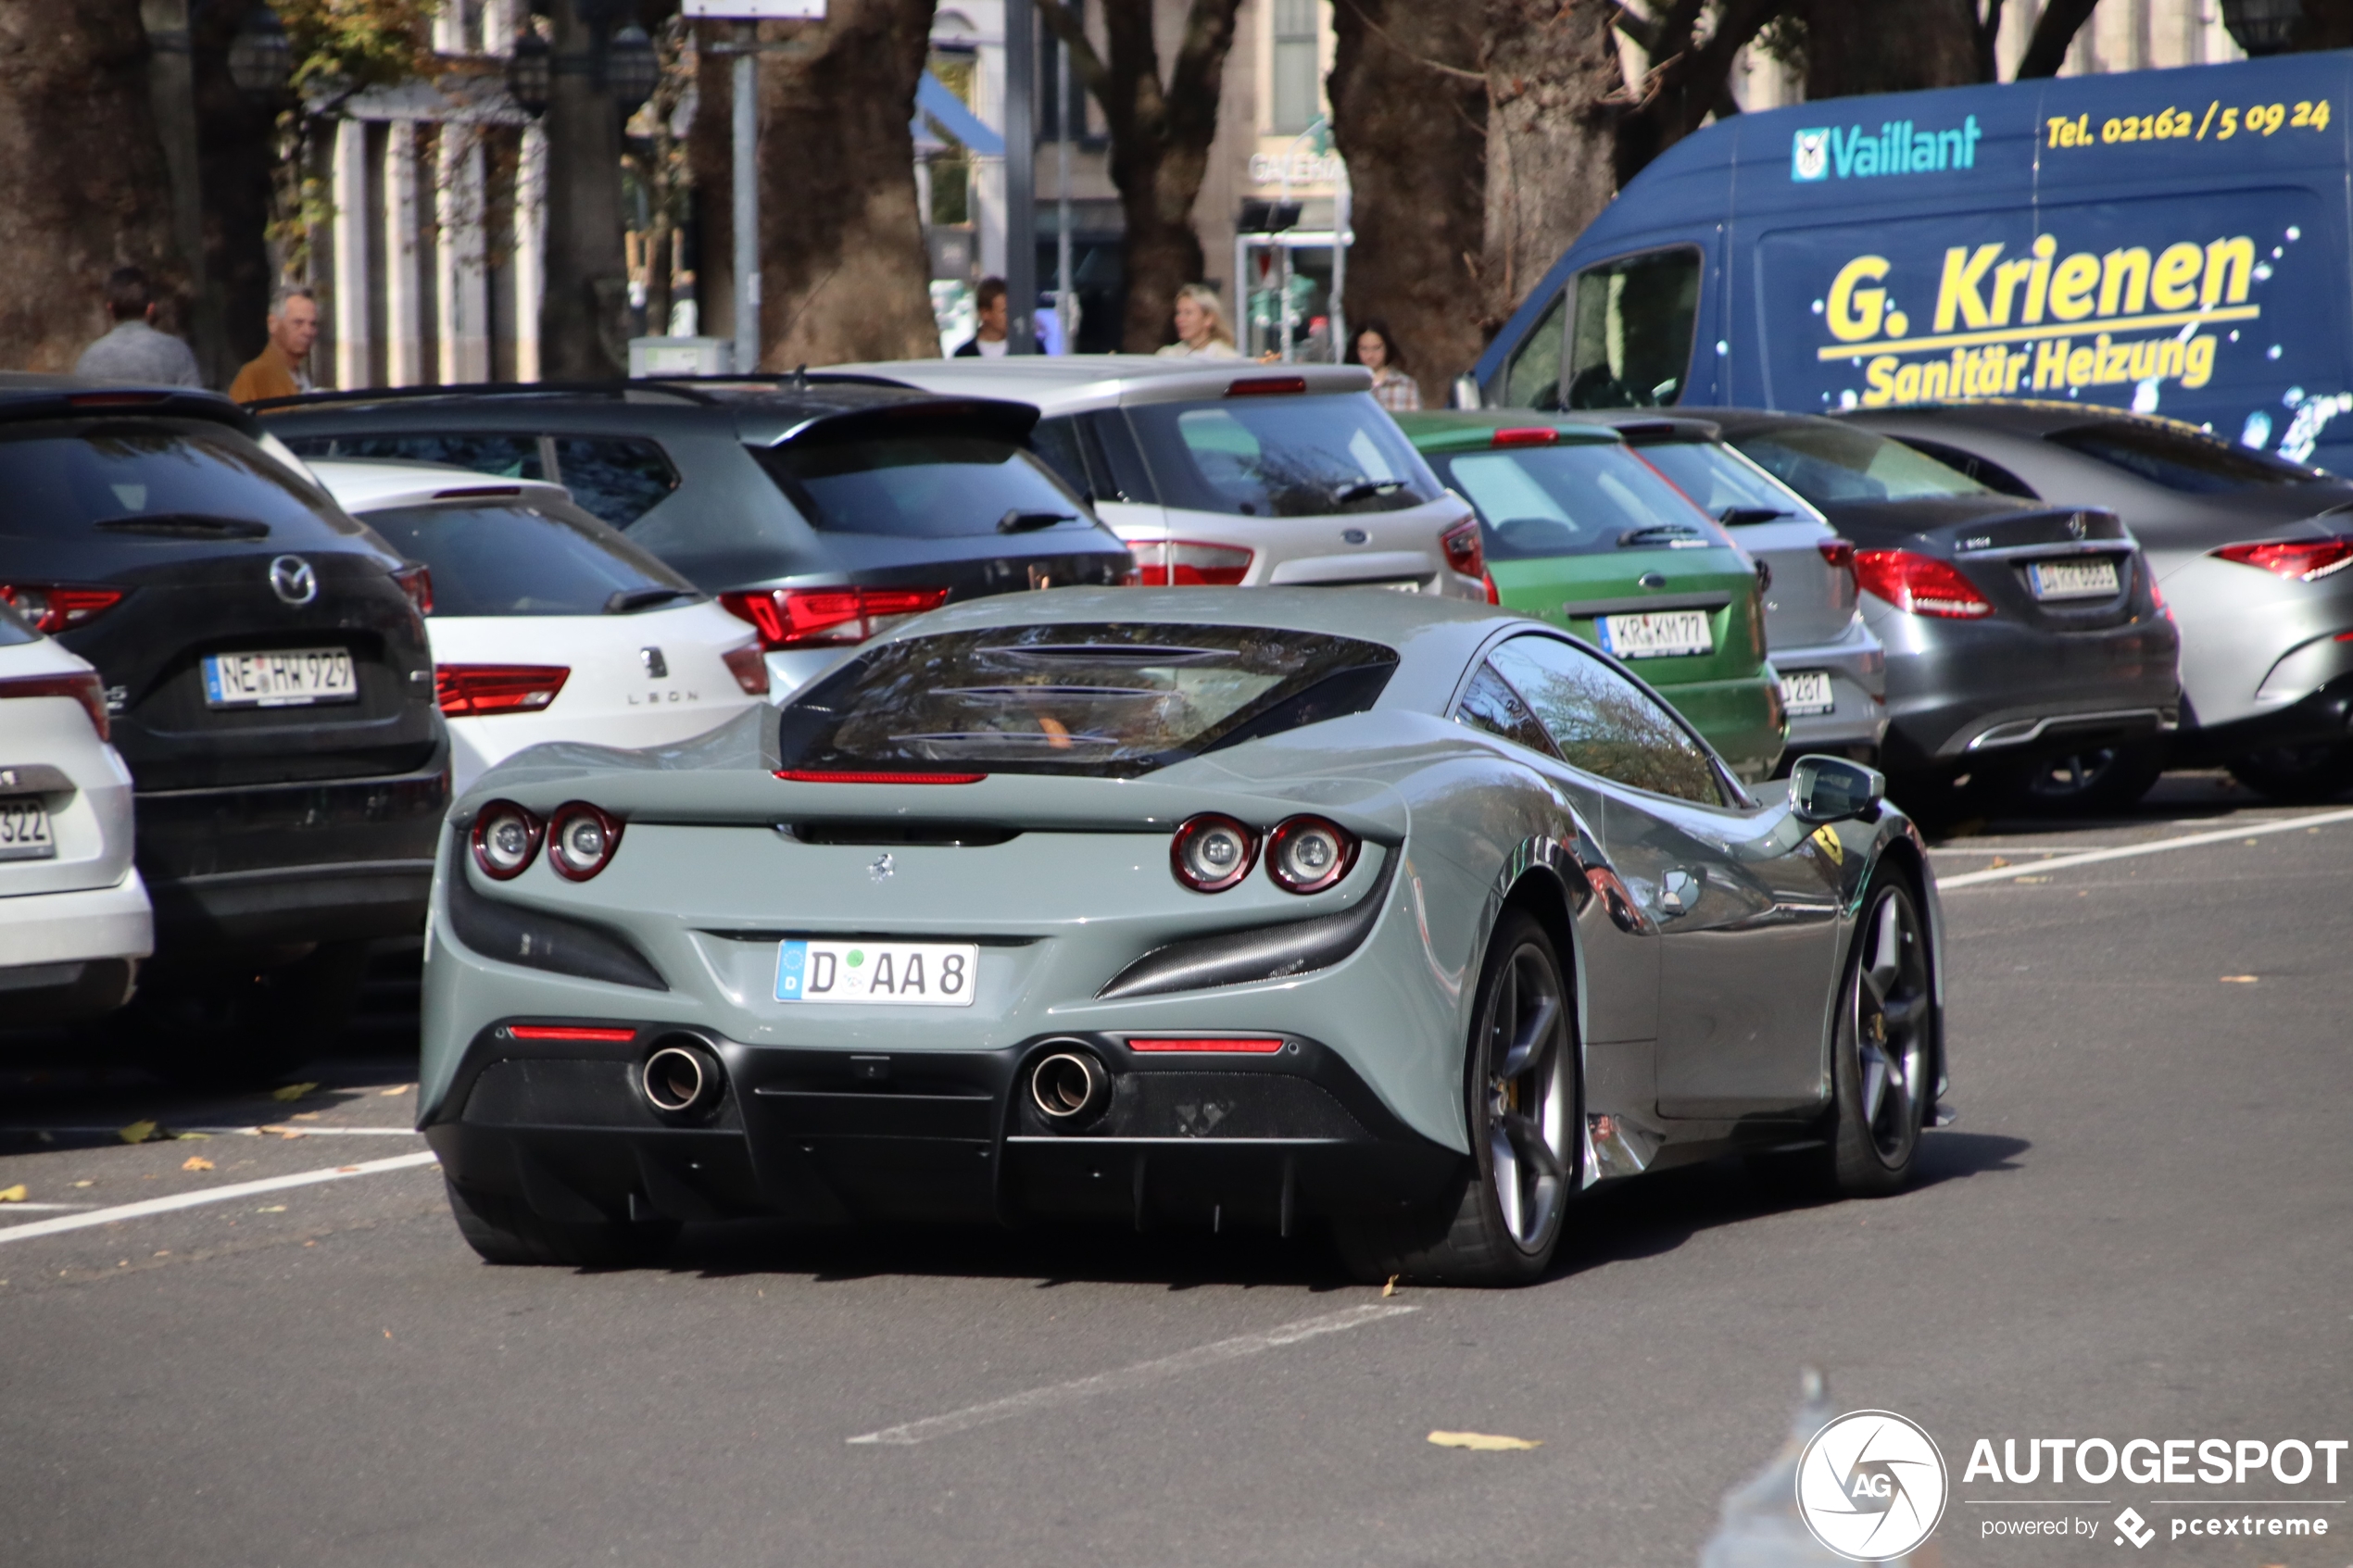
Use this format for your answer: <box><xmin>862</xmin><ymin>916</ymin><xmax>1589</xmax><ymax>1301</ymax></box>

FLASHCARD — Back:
<box><xmin>0</xmin><ymin>600</ymin><xmax>150</xmax><ymax>1022</ymax></box>
<box><xmin>836</xmin><ymin>358</ymin><xmax>1489</xmax><ymax>599</ymax></box>
<box><xmin>311</xmin><ymin>461</ymin><xmax>771</xmax><ymax>796</ymax></box>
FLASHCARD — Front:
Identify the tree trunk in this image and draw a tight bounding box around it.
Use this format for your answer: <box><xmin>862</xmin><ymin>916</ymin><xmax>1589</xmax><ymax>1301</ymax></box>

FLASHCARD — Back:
<box><xmin>1042</xmin><ymin>0</ymin><xmax>1242</xmax><ymax>354</ymax></box>
<box><xmin>1327</xmin><ymin>0</ymin><xmax>1488</xmax><ymax>401</ymax></box>
<box><xmin>747</xmin><ymin>0</ymin><xmax>939</xmax><ymax>367</ymax></box>
<box><xmin>1788</xmin><ymin>0</ymin><xmax>1991</xmax><ymax>99</ymax></box>
<box><xmin>1477</xmin><ymin>0</ymin><xmax>1622</xmax><ymax>332</ymax></box>
<box><xmin>540</xmin><ymin>0</ymin><xmax>630</xmax><ymax>380</ymax></box>
<box><xmin>192</xmin><ymin>0</ymin><xmax>277</xmax><ymax>377</ymax></box>
<box><xmin>0</xmin><ymin>0</ymin><xmax>185</xmax><ymax>371</ymax></box>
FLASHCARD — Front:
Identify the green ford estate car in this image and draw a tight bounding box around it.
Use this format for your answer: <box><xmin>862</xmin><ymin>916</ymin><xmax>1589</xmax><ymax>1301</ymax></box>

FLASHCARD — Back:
<box><xmin>1398</xmin><ymin>413</ymin><xmax>1786</xmax><ymax>780</ymax></box>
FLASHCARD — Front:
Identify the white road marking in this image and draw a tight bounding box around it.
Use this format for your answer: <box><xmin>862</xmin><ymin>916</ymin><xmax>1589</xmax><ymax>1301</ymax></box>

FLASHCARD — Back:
<box><xmin>847</xmin><ymin>1302</ymin><xmax>1418</xmax><ymax>1447</ymax></box>
<box><xmin>1938</xmin><ymin>805</ymin><xmax>2353</xmax><ymax>890</ymax></box>
<box><xmin>0</xmin><ymin>1150</ymin><xmax>440</xmax><ymax>1246</ymax></box>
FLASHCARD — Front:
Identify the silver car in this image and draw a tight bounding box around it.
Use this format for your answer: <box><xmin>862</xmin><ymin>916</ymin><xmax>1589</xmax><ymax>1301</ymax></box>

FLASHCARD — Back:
<box><xmin>837</xmin><ymin>358</ymin><xmax>1489</xmax><ymax>600</ymax></box>
<box><xmin>1846</xmin><ymin>405</ymin><xmax>2353</xmax><ymax>804</ymax></box>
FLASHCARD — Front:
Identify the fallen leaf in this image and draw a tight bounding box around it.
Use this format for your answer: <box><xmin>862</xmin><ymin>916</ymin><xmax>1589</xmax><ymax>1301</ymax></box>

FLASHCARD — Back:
<box><xmin>257</xmin><ymin>1205</ymin><xmax>287</xmax><ymax>1213</ymax></box>
<box><xmin>1428</xmin><ymin>1430</ymin><xmax>1542</xmax><ymax>1451</ymax></box>
<box><xmin>380</xmin><ymin>1085</ymin><xmax>413</xmax><ymax>1097</ymax></box>
<box><xmin>181</xmin><ymin>1156</ymin><xmax>215</xmax><ymax>1172</ymax></box>
<box><xmin>175</xmin><ymin>1131</ymin><xmax>210</xmax><ymax>1140</ymax></box>
<box><xmin>2221</xmin><ymin>974</ymin><xmax>2259</xmax><ymax>983</ymax></box>
<box><xmin>71</xmin><ymin>1180</ymin><xmax>93</xmax><ymax>1189</ymax></box>
<box><xmin>383</xmin><ymin>1329</ymin><xmax>392</xmax><ymax>1338</ymax></box>
<box><xmin>270</xmin><ymin>1083</ymin><xmax>319</xmax><ymax>1102</ymax></box>
<box><xmin>292</xmin><ymin>1111</ymin><xmax>321</xmax><ymax>1121</ymax></box>
<box><xmin>1987</xmin><ymin>856</ymin><xmax>2010</xmax><ymax>869</ymax></box>
<box><xmin>337</xmin><ymin>1165</ymin><xmax>360</xmax><ymax>1173</ymax></box>
<box><xmin>1382</xmin><ymin>1274</ymin><xmax>1399</xmax><ymax>1298</ymax></box>
<box><xmin>117</xmin><ymin>1120</ymin><xmax>157</xmax><ymax>1144</ymax></box>
<box><xmin>0</xmin><ymin>1185</ymin><xmax>26</xmax><ymax>1203</ymax></box>
<box><xmin>2013</xmin><ymin>875</ymin><xmax>2051</xmax><ymax>884</ymax></box>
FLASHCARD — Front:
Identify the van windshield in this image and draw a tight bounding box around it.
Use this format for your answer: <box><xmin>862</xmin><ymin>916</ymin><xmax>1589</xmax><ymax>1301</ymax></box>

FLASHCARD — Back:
<box><xmin>1426</xmin><ymin>442</ymin><xmax>1729</xmax><ymax>559</ymax></box>
<box><xmin>775</xmin><ymin>622</ymin><xmax>1398</xmax><ymax>778</ymax></box>
<box><xmin>1124</xmin><ymin>393</ymin><xmax>1442</xmax><ymax>518</ymax></box>
<box><xmin>1730</xmin><ymin>423</ymin><xmax>1989</xmax><ymax>505</ymax></box>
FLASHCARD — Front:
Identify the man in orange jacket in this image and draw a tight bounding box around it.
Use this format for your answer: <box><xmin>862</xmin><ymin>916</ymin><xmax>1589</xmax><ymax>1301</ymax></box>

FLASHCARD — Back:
<box><xmin>228</xmin><ymin>287</ymin><xmax>320</xmax><ymax>403</ymax></box>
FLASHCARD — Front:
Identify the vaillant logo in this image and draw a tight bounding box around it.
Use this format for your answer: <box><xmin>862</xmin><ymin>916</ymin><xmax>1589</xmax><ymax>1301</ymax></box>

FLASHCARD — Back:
<box><xmin>1792</xmin><ymin>115</ymin><xmax>1982</xmax><ymax>181</ymax></box>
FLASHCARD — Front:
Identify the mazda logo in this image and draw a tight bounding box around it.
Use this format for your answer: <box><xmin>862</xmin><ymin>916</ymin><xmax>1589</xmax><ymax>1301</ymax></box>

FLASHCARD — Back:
<box><xmin>269</xmin><ymin>555</ymin><xmax>318</xmax><ymax>606</ymax></box>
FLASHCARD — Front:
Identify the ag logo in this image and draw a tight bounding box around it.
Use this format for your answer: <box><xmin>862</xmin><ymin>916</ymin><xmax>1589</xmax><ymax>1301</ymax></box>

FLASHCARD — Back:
<box><xmin>1791</xmin><ymin>128</ymin><xmax>1832</xmax><ymax>182</ymax></box>
<box><xmin>1795</xmin><ymin>1410</ymin><xmax>1949</xmax><ymax>1562</ymax></box>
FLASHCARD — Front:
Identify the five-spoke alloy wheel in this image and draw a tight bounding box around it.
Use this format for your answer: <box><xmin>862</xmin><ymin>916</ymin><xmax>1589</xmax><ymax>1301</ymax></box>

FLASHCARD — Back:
<box><xmin>1824</xmin><ymin>872</ymin><xmax>1934</xmax><ymax>1196</ymax></box>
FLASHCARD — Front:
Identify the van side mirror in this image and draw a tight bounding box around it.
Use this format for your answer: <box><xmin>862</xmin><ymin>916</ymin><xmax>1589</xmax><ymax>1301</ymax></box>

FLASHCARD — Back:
<box><xmin>1790</xmin><ymin>755</ymin><xmax>1884</xmax><ymax>824</ymax></box>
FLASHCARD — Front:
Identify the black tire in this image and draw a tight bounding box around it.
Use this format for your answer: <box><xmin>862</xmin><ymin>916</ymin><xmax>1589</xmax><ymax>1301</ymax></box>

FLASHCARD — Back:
<box><xmin>2020</xmin><ymin>741</ymin><xmax>2167</xmax><ymax>815</ymax></box>
<box><xmin>108</xmin><ymin>940</ymin><xmax>373</xmax><ymax>1086</ymax></box>
<box><xmin>1881</xmin><ymin>765</ymin><xmax>2020</xmax><ymax>834</ymax></box>
<box><xmin>2228</xmin><ymin>742</ymin><xmax>2353</xmax><ymax>804</ymax></box>
<box><xmin>1335</xmin><ymin>909</ymin><xmax>1578</xmax><ymax>1286</ymax></box>
<box><xmin>443</xmin><ymin>1178</ymin><xmax>679</xmax><ymax>1267</ymax></box>
<box><xmin>1818</xmin><ymin>871</ymin><xmax>1935</xmax><ymax>1198</ymax></box>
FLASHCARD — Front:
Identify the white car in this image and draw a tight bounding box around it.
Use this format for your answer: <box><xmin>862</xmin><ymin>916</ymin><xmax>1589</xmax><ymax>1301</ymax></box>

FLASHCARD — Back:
<box><xmin>311</xmin><ymin>462</ymin><xmax>772</xmax><ymax>796</ymax></box>
<box><xmin>0</xmin><ymin>601</ymin><xmax>150</xmax><ymax>1021</ymax></box>
<box><xmin>837</xmin><ymin>358</ymin><xmax>1489</xmax><ymax>599</ymax></box>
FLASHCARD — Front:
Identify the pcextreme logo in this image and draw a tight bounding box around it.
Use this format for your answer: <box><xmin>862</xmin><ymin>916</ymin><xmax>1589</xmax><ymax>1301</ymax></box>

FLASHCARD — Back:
<box><xmin>1796</xmin><ymin>1411</ymin><xmax>1950</xmax><ymax>1562</ymax></box>
<box><xmin>1792</xmin><ymin>115</ymin><xmax>1983</xmax><ymax>182</ymax></box>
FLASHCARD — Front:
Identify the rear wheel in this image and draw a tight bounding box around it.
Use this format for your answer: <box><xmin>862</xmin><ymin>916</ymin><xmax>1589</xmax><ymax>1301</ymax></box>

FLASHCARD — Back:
<box><xmin>2020</xmin><ymin>741</ymin><xmax>2166</xmax><ymax>814</ymax></box>
<box><xmin>443</xmin><ymin>1178</ymin><xmax>679</xmax><ymax>1267</ymax></box>
<box><xmin>1336</xmin><ymin>910</ymin><xmax>1577</xmax><ymax>1286</ymax></box>
<box><xmin>1818</xmin><ymin>872</ymin><xmax>1933</xmax><ymax>1198</ymax></box>
<box><xmin>2228</xmin><ymin>743</ymin><xmax>2353</xmax><ymax>804</ymax></box>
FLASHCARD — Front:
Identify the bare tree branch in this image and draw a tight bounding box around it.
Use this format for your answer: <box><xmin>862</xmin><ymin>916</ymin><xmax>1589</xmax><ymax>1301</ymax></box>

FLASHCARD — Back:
<box><xmin>1338</xmin><ymin>0</ymin><xmax>1490</xmax><ymax>84</ymax></box>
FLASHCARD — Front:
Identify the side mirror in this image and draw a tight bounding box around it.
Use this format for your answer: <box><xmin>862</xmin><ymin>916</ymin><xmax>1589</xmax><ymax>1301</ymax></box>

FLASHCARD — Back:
<box><xmin>1790</xmin><ymin>754</ymin><xmax>1885</xmax><ymax>824</ymax></box>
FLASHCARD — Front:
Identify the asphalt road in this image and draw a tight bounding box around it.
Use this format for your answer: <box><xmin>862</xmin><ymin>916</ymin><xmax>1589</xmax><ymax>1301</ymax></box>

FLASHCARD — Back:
<box><xmin>3</xmin><ymin>774</ymin><xmax>2347</xmax><ymax>1568</ymax></box>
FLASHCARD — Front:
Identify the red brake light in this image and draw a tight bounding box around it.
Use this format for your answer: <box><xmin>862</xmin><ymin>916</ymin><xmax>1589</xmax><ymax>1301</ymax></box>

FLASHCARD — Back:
<box><xmin>1125</xmin><ymin>1036</ymin><xmax>1287</xmax><ymax>1054</ymax></box>
<box><xmin>1227</xmin><ymin>376</ymin><xmax>1307</xmax><ymax>396</ymax></box>
<box><xmin>470</xmin><ymin>799</ymin><xmax>544</xmax><ymax>880</ymax></box>
<box><xmin>722</xmin><ymin>642</ymin><xmax>770</xmax><ymax>696</ymax></box>
<box><xmin>1265</xmin><ymin>814</ymin><xmax>1359</xmax><ymax>894</ymax></box>
<box><xmin>1482</xmin><ymin>571</ymin><xmax>1500</xmax><ymax>606</ymax></box>
<box><xmin>1491</xmin><ymin>427</ymin><xmax>1560</xmax><ymax>447</ymax></box>
<box><xmin>2211</xmin><ymin>537</ymin><xmax>2353</xmax><ymax>582</ymax></box>
<box><xmin>507</xmin><ymin>1024</ymin><xmax>640</xmax><ymax>1042</ymax></box>
<box><xmin>1171</xmin><ymin>812</ymin><xmax>1258</xmax><ymax>893</ymax></box>
<box><xmin>774</xmin><ymin>769</ymin><xmax>986</xmax><ymax>784</ymax></box>
<box><xmin>0</xmin><ymin>583</ymin><xmax>126</xmax><ymax>635</ymax></box>
<box><xmin>719</xmin><ymin>585</ymin><xmax>950</xmax><ymax>650</ymax></box>
<box><xmin>1441</xmin><ymin>518</ymin><xmax>1485</xmax><ymax>579</ymax></box>
<box><xmin>436</xmin><ymin>663</ymin><xmax>570</xmax><ymax>716</ymax></box>
<box><xmin>1816</xmin><ymin>539</ymin><xmax>1856</xmax><ymax>573</ymax></box>
<box><xmin>546</xmin><ymin>801</ymin><xmax>623</xmax><ymax>881</ymax></box>
<box><xmin>0</xmin><ymin>671</ymin><xmax>110</xmax><ymax>741</ymax></box>
<box><xmin>392</xmin><ymin>563</ymin><xmax>433</xmax><ymax>616</ymax></box>
<box><xmin>1852</xmin><ymin>549</ymin><xmax>1994</xmax><ymax>619</ymax></box>
<box><xmin>1131</xmin><ymin>540</ymin><xmax>1252</xmax><ymax>586</ymax></box>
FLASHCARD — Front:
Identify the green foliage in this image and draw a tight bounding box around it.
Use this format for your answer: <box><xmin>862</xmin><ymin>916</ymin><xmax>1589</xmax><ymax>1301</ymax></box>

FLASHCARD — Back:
<box><xmin>272</xmin><ymin>0</ymin><xmax>438</xmax><ymax>98</ymax></box>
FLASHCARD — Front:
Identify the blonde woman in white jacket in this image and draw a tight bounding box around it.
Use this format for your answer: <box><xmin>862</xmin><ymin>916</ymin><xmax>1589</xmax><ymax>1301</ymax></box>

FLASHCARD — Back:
<box><xmin>1155</xmin><ymin>283</ymin><xmax>1241</xmax><ymax>359</ymax></box>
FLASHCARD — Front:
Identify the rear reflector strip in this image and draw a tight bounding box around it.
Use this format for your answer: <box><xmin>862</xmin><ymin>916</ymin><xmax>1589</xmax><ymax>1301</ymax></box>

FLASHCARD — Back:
<box><xmin>774</xmin><ymin>770</ymin><xmax>987</xmax><ymax>784</ymax></box>
<box><xmin>507</xmin><ymin>1024</ymin><xmax>639</xmax><ymax>1042</ymax></box>
<box><xmin>1490</xmin><ymin>427</ymin><xmax>1560</xmax><ymax>447</ymax></box>
<box><xmin>1227</xmin><ymin>376</ymin><xmax>1307</xmax><ymax>396</ymax></box>
<box><xmin>1125</xmin><ymin>1036</ymin><xmax>1287</xmax><ymax>1054</ymax></box>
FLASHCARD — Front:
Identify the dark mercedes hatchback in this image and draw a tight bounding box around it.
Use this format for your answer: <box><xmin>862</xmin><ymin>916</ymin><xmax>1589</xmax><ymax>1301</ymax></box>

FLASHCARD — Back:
<box><xmin>0</xmin><ymin>380</ymin><xmax>446</xmax><ymax>1074</ymax></box>
<box><xmin>261</xmin><ymin>377</ymin><xmax>1136</xmax><ymax>697</ymax></box>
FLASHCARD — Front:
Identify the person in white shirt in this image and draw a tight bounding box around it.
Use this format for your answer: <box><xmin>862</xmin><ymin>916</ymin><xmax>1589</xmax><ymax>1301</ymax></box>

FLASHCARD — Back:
<box><xmin>953</xmin><ymin>277</ymin><xmax>1045</xmax><ymax>358</ymax></box>
<box><xmin>1154</xmin><ymin>283</ymin><xmax>1240</xmax><ymax>359</ymax></box>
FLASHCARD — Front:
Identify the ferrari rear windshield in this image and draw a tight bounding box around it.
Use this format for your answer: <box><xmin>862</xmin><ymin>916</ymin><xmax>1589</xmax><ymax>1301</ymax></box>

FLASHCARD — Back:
<box><xmin>775</xmin><ymin>622</ymin><xmax>1399</xmax><ymax>777</ymax></box>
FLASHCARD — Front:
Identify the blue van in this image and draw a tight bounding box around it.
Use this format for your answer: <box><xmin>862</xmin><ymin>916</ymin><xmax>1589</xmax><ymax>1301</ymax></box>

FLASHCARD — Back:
<box><xmin>1469</xmin><ymin>52</ymin><xmax>2353</xmax><ymax>470</ymax></box>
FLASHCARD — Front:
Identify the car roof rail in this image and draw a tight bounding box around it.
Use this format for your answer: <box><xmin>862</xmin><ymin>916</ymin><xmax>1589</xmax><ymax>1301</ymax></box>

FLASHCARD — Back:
<box><xmin>246</xmin><ymin>369</ymin><xmax>923</xmax><ymax>417</ymax></box>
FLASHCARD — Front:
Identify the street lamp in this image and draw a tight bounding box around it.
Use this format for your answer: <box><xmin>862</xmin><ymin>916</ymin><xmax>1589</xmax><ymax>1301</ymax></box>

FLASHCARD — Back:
<box><xmin>604</xmin><ymin>23</ymin><xmax>660</xmax><ymax>120</ymax></box>
<box><xmin>225</xmin><ymin>2</ymin><xmax>294</xmax><ymax>103</ymax></box>
<box><xmin>508</xmin><ymin>26</ymin><xmax>553</xmax><ymax>118</ymax></box>
<box><xmin>2220</xmin><ymin>0</ymin><xmax>2303</xmax><ymax>56</ymax></box>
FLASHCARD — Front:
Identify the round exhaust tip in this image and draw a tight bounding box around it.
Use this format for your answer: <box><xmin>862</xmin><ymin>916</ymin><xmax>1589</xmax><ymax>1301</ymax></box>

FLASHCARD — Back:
<box><xmin>1028</xmin><ymin>1048</ymin><xmax>1111</xmax><ymax>1123</ymax></box>
<box><xmin>641</xmin><ymin>1037</ymin><xmax>724</xmax><ymax>1118</ymax></box>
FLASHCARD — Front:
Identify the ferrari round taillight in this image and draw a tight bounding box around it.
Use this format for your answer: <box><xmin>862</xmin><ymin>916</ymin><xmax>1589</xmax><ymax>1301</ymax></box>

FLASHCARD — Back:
<box><xmin>1170</xmin><ymin>813</ymin><xmax>1258</xmax><ymax>893</ymax></box>
<box><xmin>1265</xmin><ymin>815</ymin><xmax>1358</xmax><ymax>894</ymax></box>
<box><xmin>471</xmin><ymin>800</ymin><xmax>543</xmax><ymax>880</ymax></box>
<box><xmin>547</xmin><ymin>802</ymin><xmax>623</xmax><ymax>881</ymax></box>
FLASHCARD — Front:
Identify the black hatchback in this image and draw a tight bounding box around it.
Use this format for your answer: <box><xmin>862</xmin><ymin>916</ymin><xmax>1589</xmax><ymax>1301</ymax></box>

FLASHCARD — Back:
<box><xmin>0</xmin><ymin>379</ymin><xmax>447</xmax><ymax>1074</ymax></box>
<box><xmin>261</xmin><ymin>377</ymin><xmax>1136</xmax><ymax>696</ymax></box>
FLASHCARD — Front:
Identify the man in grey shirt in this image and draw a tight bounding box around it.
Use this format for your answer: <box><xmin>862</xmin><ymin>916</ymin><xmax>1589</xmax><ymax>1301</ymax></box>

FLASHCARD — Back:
<box><xmin>74</xmin><ymin>266</ymin><xmax>203</xmax><ymax>386</ymax></box>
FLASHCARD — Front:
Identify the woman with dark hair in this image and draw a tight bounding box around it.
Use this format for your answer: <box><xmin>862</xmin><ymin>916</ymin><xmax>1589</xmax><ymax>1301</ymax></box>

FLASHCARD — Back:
<box><xmin>1348</xmin><ymin>319</ymin><xmax>1421</xmax><ymax>411</ymax></box>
